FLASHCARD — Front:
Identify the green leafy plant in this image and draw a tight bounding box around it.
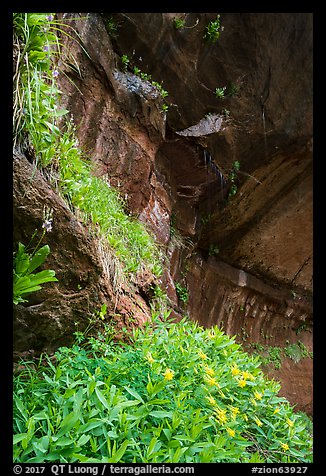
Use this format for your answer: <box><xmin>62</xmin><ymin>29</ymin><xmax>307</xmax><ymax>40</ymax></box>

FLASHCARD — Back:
<box><xmin>13</xmin><ymin>315</ymin><xmax>313</xmax><ymax>463</ymax></box>
<box><xmin>208</xmin><ymin>244</ymin><xmax>220</xmax><ymax>256</ymax></box>
<box><xmin>13</xmin><ymin>218</ymin><xmax>58</xmax><ymax>306</ymax></box>
<box><xmin>215</xmin><ymin>86</ymin><xmax>226</xmax><ymax>99</ymax></box>
<box><xmin>175</xmin><ymin>282</ymin><xmax>189</xmax><ymax>304</ymax></box>
<box><xmin>106</xmin><ymin>17</ymin><xmax>118</xmax><ymax>38</ymax></box>
<box><xmin>125</xmin><ymin>59</ymin><xmax>169</xmax><ymax>112</ymax></box>
<box><xmin>204</xmin><ymin>15</ymin><xmax>223</xmax><ymax>43</ymax></box>
<box><xmin>173</xmin><ymin>18</ymin><xmax>186</xmax><ymax>30</ymax></box>
<box><xmin>120</xmin><ymin>54</ymin><xmax>130</xmax><ymax>71</ymax></box>
<box><xmin>13</xmin><ymin>243</ymin><xmax>57</xmax><ymax>304</ymax></box>
<box><xmin>57</xmin><ymin>121</ymin><xmax>163</xmax><ymax>278</ymax></box>
<box><xmin>201</xmin><ymin>213</ymin><xmax>212</xmax><ymax>225</ymax></box>
<box><xmin>227</xmin><ymin>160</ymin><xmax>241</xmax><ymax>198</ymax></box>
<box><xmin>248</xmin><ymin>341</ymin><xmax>313</xmax><ymax>370</ymax></box>
<box><xmin>227</xmin><ymin>82</ymin><xmax>240</xmax><ymax>97</ymax></box>
<box><xmin>284</xmin><ymin>341</ymin><xmax>313</xmax><ymax>363</ymax></box>
<box><xmin>13</xmin><ymin>13</ymin><xmax>85</xmax><ymax>167</ymax></box>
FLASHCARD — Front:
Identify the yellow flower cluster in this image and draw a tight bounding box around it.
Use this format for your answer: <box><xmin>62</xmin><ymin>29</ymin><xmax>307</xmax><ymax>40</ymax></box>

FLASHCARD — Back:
<box><xmin>163</xmin><ymin>368</ymin><xmax>174</xmax><ymax>380</ymax></box>
<box><xmin>281</xmin><ymin>442</ymin><xmax>289</xmax><ymax>451</ymax></box>
<box><xmin>242</xmin><ymin>370</ymin><xmax>254</xmax><ymax>381</ymax></box>
<box><xmin>204</xmin><ymin>375</ymin><xmax>219</xmax><ymax>387</ymax></box>
<box><xmin>214</xmin><ymin>406</ymin><xmax>227</xmax><ymax>424</ymax></box>
<box><xmin>229</xmin><ymin>406</ymin><xmax>240</xmax><ymax>419</ymax></box>
<box><xmin>198</xmin><ymin>350</ymin><xmax>208</xmax><ymax>360</ymax></box>
<box><xmin>226</xmin><ymin>427</ymin><xmax>235</xmax><ymax>438</ymax></box>
<box><xmin>231</xmin><ymin>365</ymin><xmax>240</xmax><ymax>376</ymax></box>
<box><xmin>204</xmin><ymin>365</ymin><xmax>215</xmax><ymax>376</ymax></box>
<box><xmin>206</xmin><ymin>395</ymin><xmax>217</xmax><ymax>406</ymax></box>
<box><xmin>254</xmin><ymin>391</ymin><xmax>262</xmax><ymax>400</ymax></box>
<box><xmin>253</xmin><ymin>416</ymin><xmax>263</xmax><ymax>427</ymax></box>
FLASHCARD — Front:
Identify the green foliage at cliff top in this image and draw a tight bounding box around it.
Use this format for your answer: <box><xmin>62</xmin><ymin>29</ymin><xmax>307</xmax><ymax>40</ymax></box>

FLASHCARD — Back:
<box><xmin>13</xmin><ymin>12</ymin><xmax>163</xmax><ymax>279</ymax></box>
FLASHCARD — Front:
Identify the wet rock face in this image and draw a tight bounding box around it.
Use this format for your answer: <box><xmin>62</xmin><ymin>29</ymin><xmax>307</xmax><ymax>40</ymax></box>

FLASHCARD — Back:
<box><xmin>183</xmin><ymin>255</ymin><xmax>313</xmax><ymax>414</ymax></box>
<box><xmin>109</xmin><ymin>12</ymin><xmax>312</xmax><ymax>173</ymax></box>
<box><xmin>200</xmin><ymin>145</ymin><xmax>313</xmax><ymax>294</ymax></box>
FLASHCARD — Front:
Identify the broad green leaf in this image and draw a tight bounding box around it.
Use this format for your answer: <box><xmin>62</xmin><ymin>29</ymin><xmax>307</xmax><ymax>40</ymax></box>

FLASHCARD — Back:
<box><xmin>72</xmin><ymin>455</ymin><xmax>103</xmax><ymax>463</ymax></box>
<box><xmin>55</xmin><ymin>436</ymin><xmax>75</xmax><ymax>447</ymax></box>
<box><xmin>13</xmin><ymin>276</ymin><xmax>33</xmax><ymax>292</ymax></box>
<box><xmin>171</xmin><ymin>446</ymin><xmax>188</xmax><ymax>462</ymax></box>
<box><xmin>94</xmin><ymin>387</ymin><xmax>111</xmax><ymax>411</ymax></box>
<box><xmin>57</xmin><ymin>411</ymin><xmax>79</xmax><ymax>437</ymax></box>
<box><xmin>27</xmin><ymin>245</ymin><xmax>50</xmax><ymax>273</ymax></box>
<box><xmin>32</xmin><ymin>440</ymin><xmax>48</xmax><ymax>454</ymax></box>
<box><xmin>14</xmin><ymin>397</ymin><xmax>28</xmax><ymax>421</ymax></box>
<box><xmin>123</xmin><ymin>386</ymin><xmax>144</xmax><ymax>403</ymax></box>
<box><xmin>147</xmin><ymin>437</ymin><xmax>159</xmax><ymax>457</ymax></box>
<box><xmin>149</xmin><ymin>410</ymin><xmax>173</xmax><ymax>419</ymax></box>
<box><xmin>108</xmin><ymin>439</ymin><xmax>129</xmax><ymax>463</ymax></box>
<box><xmin>147</xmin><ymin>398</ymin><xmax>170</xmax><ymax>405</ymax></box>
<box><xmin>173</xmin><ymin>435</ymin><xmax>195</xmax><ymax>443</ymax></box>
<box><xmin>53</xmin><ymin>108</ymin><xmax>69</xmax><ymax>117</ymax></box>
<box><xmin>149</xmin><ymin>380</ymin><xmax>167</xmax><ymax>398</ymax></box>
<box><xmin>13</xmin><ymin>433</ymin><xmax>28</xmax><ymax>445</ymax></box>
<box><xmin>163</xmin><ymin>428</ymin><xmax>172</xmax><ymax>441</ymax></box>
<box><xmin>78</xmin><ymin>419</ymin><xmax>103</xmax><ymax>433</ymax></box>
<box><xmin>28</xmin><ymin>269</ymin><xmax>58</xmax><ymax>287</ymax></box>
<box><xmin>26</xmin><ymin>455</ymin><xmax>50</xmax><ymax>463</ymax></box>
<box><xmin>14</xmin><ymin>243</ymin><xmax>30</xmax><ymax>274</ymax></box>
<box><xmin>55</xmin><ymin>366</ymin><xmax>62</xmax><ymax>381</ymax></box>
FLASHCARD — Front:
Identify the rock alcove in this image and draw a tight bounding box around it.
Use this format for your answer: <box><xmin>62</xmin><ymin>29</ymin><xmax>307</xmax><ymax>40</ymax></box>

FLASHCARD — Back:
<box><xmin>13</xmin><ymin>13</ymin><xmax>312</xmax><ymax>414</ymax></box>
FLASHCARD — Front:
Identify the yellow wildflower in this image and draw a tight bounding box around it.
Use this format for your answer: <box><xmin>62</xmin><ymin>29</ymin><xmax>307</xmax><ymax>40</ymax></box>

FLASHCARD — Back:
<box><xmin>214</xmin><ymin>406</ymin><xmax>227</xmax><ymax>424</ymax></box>
<box><xmin>243</xmin><ymin>414</ymin><xmax>248</xmax><ymax>421</ymax></box>
<box><xmin>253</xmin><ymin>416</ymin><xmax>263</xmax><ymax>427</ymax></box>
<box><xmin>231</xmin><ymin>365</ymin><xmax>240</xmax><ymax>376</ymax></box>
<box><xmin>286</xmin><ymin>418</ymin><xmax>294</xmax><ymax>427</ymax></box>
<box><xmin>281</xmin><ymin>442</ymin><xmax>289</xmax><ymax>452</ymax></box>
<box><xmin>163</xmin><ymin>368</ymin><xmax>174</xmax><ymax>381</ymax></box>
<box><xmin>206</xmin><ymin>395</ymin><xmax>217</xmax><ymax>406</ymax></box>
<box><xmin>242</xmin><ymin>370</ymin><xmax>255</xmax><ymax>381</ymax></box>
<box><xmin>273</xmin><ymin>407</ymin><xmax>280</xmax><ymax>414</ymax></box>
<box><xmin>204</xmin><ymin>366</ymin><xmax>215</xmax><ymax>376</ymax></box>
<box><xmin>238</xmin><ymin>379</ymin><xmax>247</xmax><ymax>388</ymax></box>
<box><xmin>205</xmin><ymin>375</ymin><xmax>219</xmax><ymax>387</ymax></box>
<box><xmin>146</xmin><ymin>352</ymin><xmax>154</xmax><ymax>364</ymax></box>
<box><xmin>254</xmin><ymin>391</ymin><xmax>262</xmax><ymax>400</ymax></box>
<box><xmin>230</xmin><ymin>406</ymin><xmax>240</xmax><ymax>417</ymax></box>
<box><xmin>199</xmin><ymin>350</ymin><xmax>208</xmax><ymax>360</ymax></box>
<box><xmin>226</xmin><ymin>427</ymin><xmax>235</xmax><ymax>438</ymax></box>
<box><xmin>215</xmin><ymin>413</ymin><xmax>227</xmax><ymax>424</ymax></box>
<box><xmin>207</xmin><ymin>330</ymin><xmax>215</xmax><ymax>339</ymax></box>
